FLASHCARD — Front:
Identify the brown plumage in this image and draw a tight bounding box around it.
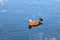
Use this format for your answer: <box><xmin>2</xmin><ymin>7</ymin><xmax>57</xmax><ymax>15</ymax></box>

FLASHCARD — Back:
<box><xmin>28</xmin><ymin>18</ymin><xmax>43</xmax><ymax>29</ymax></box>
<box><xmin>28</xmin><ymin>20</ymin><xmax>41</xmax><ymax>26</ymax></box>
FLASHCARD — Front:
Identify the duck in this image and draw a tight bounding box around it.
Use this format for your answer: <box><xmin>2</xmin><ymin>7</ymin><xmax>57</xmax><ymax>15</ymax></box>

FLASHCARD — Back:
<box><xmin>28</xmin><ymin>18</ymin><xmax>43</xmax><ymax>29</ymax></box>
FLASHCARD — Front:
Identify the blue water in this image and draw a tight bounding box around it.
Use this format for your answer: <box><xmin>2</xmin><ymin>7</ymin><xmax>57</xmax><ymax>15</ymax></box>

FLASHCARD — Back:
<box><xmin>0</xmin><ymin>0</ymin><xmax>60</xmax><ymax>40</ymax></box>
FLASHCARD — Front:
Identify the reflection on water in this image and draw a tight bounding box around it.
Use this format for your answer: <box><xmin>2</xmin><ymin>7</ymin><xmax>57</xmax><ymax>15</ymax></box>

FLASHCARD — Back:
<box><xmin>29</xmin><ymin>33</ymin><xmax>57</xmax><ymax>40</ymax></box>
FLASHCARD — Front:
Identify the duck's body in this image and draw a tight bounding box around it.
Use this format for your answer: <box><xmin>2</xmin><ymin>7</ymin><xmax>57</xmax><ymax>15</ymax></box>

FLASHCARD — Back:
<box><xmin>28</xmin><ymin>20</ymin><xmax>41</xmax><ymax>26</ymax></box>
<box><xmin>28</xmin><ymin>18</ymin><xmax>43</xmax><ymax>28</ymax></box>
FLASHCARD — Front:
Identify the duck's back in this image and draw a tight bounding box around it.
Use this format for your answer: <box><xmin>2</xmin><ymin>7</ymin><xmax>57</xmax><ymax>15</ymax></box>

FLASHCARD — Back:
<box><xmin>29</xmin><ymin>20</ymin><xmax>41</xmax><ymax>26</ymax></box>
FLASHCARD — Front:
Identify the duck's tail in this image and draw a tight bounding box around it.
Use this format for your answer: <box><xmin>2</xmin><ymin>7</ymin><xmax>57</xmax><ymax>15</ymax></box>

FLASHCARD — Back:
<box><xmin>38</xmin><ymin>18</ymin><xmax>43</xmax><ymax>21</ymax></box>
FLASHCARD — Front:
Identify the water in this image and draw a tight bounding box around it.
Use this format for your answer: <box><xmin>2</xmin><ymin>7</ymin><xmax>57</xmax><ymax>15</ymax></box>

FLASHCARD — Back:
<box><xmin>0</xmin><ymin>0</ymin><xmax>60</xmax><ymax>40</ymax></box>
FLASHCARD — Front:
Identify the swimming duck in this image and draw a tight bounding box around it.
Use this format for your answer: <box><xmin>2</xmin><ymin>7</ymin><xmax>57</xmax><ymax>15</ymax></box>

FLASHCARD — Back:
<box><xmin>28</xmin><ymin>18</ymin><xmax>43</xmax><ymax>29</ymax></box>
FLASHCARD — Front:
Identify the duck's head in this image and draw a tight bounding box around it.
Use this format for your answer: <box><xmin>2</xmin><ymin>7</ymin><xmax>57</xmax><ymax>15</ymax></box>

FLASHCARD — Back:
<box><xmin>29</xmin><ymin>19</ymin><xmax>33</xmax><ymax>22</ymax></box>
